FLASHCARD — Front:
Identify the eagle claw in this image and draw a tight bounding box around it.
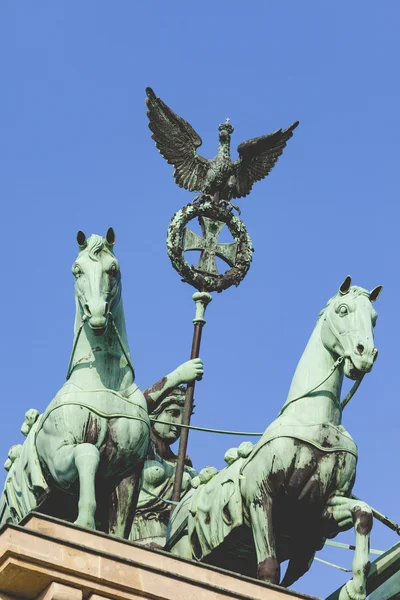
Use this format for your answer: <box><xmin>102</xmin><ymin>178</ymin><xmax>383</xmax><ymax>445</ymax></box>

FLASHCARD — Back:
<box><xmin>221</xmin><ymin>200</ymin><xmax>241</xmax><ymax>215</ymax></box>
<box><xmin>192</xmin><ymin>193</ymin><xmax>212</xmax><ymax>205</ymax></box>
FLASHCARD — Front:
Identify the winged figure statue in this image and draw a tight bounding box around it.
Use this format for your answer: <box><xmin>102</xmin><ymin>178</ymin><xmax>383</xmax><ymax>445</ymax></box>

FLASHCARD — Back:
<box><xmin>146</xmin><ymin>87</ymin><xmax>299</xmax><ymax>207</ymax></box>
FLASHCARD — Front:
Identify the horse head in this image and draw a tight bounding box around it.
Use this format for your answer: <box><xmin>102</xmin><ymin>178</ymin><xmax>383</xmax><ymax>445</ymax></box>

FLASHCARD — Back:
<box><xmin>72</xmin><ymin>227</ymin><xmax>120</xmax><ymax>336</ymax></box>
<box><xmin>320</xmin><ymin>276</ymin><xmax>383</xmax><ymax>380</ymax></box>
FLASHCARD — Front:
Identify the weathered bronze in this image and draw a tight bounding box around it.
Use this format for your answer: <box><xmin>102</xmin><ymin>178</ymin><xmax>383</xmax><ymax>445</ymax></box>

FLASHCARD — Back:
<box><xmin>0</xmin><ymin>230</ymin><xmax>204</xmax><ymax>539</ymax></box>
<box><xmin>171</xmin><ymin>292</ymin><xmax>211</xmax><ymax>507</ymax></box>
<box><xmin>146</xmin><ymin>87</ymin><xmax>298</xmax><ymax>207</ymax></box>
<box><xmin>167</xmin><ymin>201</ymin><xmax>253</xmax><ymax>293</ymax></box>
<box><xmin>146</xmin><ymin>85</ymin><xmax>299</xmax><ymax>529</ymax></box>
<box><xmin>167</xmin><ymin>277</ymin><xmax>383</xmax><ymax>600</ymax></box>
<box><xmin>130</xmin><ymin>386</ymin><xmax>197</xmax><ymax>547</ymax></box>
<box><xmin>0</xmin><ymin>82</ymin><xmax>395</xmax><ymax>600</ymax></box>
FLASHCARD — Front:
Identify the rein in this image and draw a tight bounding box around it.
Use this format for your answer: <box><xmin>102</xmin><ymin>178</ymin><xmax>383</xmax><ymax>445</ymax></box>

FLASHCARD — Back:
<box><xmin>153</xmin><ymin>356</ymin><xmax>364</xmax><ymax>439</ymax></box>
<box><xmin>279</xmin><ymin>355</ymin><xmax>365</xmax><ymax>416</ymax></box>
<box><xmin>109</xmin><ymin>313</ymin><xmax>135</xmax><ymax>379</ymax></box>
<box><xmin>66</xmin><ymin>312</ymin><xmax>135</xmax><ymax>381</ymax></box>
<box><xmin>66</xmin><ymin>316</ymin><xmax>86</xmax><ymax>380</ymax></box>
<box><xmin>163</xmin><ymin>361</ymin><xmax>366</xmax><ymax>553</ymax></box>
<box><xmin>278</xmin><ymin>355</ymin><xmax>345</xmax><ymax>416</ymax></box>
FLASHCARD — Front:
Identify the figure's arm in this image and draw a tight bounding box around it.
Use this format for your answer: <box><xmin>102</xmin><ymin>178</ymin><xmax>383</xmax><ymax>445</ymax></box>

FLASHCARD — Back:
<box><xmin>144</xmin><ymin>358</ymin><xmax>203</xmax><ymax>412</ymax></box>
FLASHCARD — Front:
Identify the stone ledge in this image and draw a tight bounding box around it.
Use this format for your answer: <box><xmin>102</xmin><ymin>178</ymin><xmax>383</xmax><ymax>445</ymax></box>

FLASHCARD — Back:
<box><xmin>0</xmin><ymin>513</ymin><xmax>320</xmax><ymax>600</ymax></box>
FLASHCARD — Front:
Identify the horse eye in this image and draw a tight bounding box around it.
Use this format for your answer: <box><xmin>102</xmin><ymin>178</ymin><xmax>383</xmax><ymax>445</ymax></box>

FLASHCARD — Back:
<box><xmin>109</xmin><ymin>264</ymin><xmax>117</xmax><ymax>274</ymax></box>
<box><xmin>339</xmin><ymin>305</ymin><xmax>348</xmax><ymax>315</ymax></box>
<box><xmin>73</xmin><ymin>265</ymin><xmax>82</xmax><ymax>278</ymax></box>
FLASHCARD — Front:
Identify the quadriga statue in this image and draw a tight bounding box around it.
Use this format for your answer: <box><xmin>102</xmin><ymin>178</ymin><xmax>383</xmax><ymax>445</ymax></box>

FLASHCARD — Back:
<box><xmin>130</xmin><ymin>385</ymin><xmax>197</xmax><ymax>547</ymax></box>
<box><xmin>0</xmin><ymin>229</ymin><xmax>203</xmax><ymax>539</ymax></box>
<box><xmin>167</xmin><ymin>277</ymin><xmax>382</xmax><ymax>600</ymax></box>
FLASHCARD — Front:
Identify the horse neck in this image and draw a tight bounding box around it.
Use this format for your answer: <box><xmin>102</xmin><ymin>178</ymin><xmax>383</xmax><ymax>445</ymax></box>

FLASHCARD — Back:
<box><xmin>69</xmin><ymin>296</ymin><xmax>134</xmax><ymax>392</ymax></box>
<box><xmin>280</xmin><ymin>318</ymin><xmax>344</xmax><ymax>425</ymax></box>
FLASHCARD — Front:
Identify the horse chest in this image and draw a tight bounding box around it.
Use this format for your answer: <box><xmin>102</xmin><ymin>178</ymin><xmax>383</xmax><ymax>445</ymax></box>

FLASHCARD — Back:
<box><xmin>271</xmin><ymin>444</ymin><xmax>356</xmax><ymax>507</ymax></box>
<box><xmin>85</xmin><ymin>413</ymin><xmax>149</xmax><ymax>473</ymax></box>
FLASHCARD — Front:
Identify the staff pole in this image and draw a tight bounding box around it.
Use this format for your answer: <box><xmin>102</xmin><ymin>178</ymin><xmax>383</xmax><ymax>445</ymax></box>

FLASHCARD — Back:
<box><xmin>171</xmin><ymin>291</ymin><xmax>212</xmax><ymax>506</ymax></box>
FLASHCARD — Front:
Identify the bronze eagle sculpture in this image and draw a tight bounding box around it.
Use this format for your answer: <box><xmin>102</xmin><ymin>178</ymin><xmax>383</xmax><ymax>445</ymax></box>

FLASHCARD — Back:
<box><xmin>145</xmin><ymin>87</ymin><xmax>299</xmax><ymax>206</ymax></box>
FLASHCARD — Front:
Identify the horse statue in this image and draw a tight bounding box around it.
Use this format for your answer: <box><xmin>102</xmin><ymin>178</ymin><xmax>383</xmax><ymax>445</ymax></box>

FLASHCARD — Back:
<box><xmin>0</xmin><ymin>228</ymin><xmax>203</xmax><ymax>538</ymax></box>
<box><xmin>167</xmin><ymin>276</ymin><xmax>382</xmax><ymax>600</ymax></box>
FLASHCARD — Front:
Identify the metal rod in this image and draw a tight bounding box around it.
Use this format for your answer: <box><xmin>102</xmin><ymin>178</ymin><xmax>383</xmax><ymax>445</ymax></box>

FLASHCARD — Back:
<box><xmin>325</xmin><ymin>540</ymin><xmax>383</xmax><ymax>555</ymax></box>
<box><xmin>352</xmin><ymin>495</ymin><xmax>400</xmax><ymax>535</ymax></box>
<box><xmin>314</xmin><ymin>557</ymin><xmax>351</xmax><ymax>573</ymax></box>
<box><xmin>149</xmin><ymin>418</ymin><xmax>264</xmax><ymax>436</ymax></box>
<box><xmin>171</xmin><ymin>292</ymin><xmax>212</xmax><ymax>506</ymax></box>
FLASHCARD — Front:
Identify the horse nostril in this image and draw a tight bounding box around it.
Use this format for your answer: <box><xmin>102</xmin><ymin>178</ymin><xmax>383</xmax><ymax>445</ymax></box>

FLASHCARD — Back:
<box><xmin>357</xmin><ymin>344</ymin><xmax>365</xmax><ymax>355</ymax></box>
<box><xmin>83</xmin><ymin>304</ymin><xmax>92</xmax><ymax>318</ymax></box>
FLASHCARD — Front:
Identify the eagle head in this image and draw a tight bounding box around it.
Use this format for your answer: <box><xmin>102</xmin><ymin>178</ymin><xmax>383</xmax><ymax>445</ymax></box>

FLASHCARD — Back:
<box><xmin>218</xmin><ymin>119</ymin><xmax>234</xmax><ymax>140</ymax></box>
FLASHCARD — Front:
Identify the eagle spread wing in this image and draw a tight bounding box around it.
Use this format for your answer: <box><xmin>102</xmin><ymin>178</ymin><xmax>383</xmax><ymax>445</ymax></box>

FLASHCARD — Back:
<box><xmin>232</xmin><ymin>121</ymin><xmax>299</xmax><ymax>199</ymax></box>
<box><xmin>145</xmin><ymin>88</ymin><xmax>210</xmax><ymax>192</ymax></box>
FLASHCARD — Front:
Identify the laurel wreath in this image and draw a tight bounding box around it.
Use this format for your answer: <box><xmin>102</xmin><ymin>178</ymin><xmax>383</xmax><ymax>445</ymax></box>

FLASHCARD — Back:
<box><xmin>166</xmin><ymin>201</ymin><xmax>254</xmax><ymax>293</ymax></box>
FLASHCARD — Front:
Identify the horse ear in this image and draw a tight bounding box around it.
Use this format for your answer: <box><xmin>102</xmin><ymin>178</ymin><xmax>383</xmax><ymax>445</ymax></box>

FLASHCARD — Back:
<box><xmin>370</xmin><ymin>285</ymin><xmax>383</xmax><ymax>303</ymax></box>
<box><xmin>77</xmin><ymin>230</ymin><xmax>87</xmax><ymax>250</ymax></box>
<box><xmin>339</xmin><ymin>275</ymin><xmax>352</xmax><ymax>295</ymax></box>
<box><xmin>105</xmin><ymin>227</ymin><xmax>116</xmax><ymax>248</ymax></box>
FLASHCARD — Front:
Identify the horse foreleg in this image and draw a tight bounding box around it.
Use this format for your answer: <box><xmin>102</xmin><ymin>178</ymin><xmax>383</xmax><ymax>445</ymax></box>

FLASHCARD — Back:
<box><xmin>108</xmin><ymin>467</ymin><xmax>142</xmax><ymax>539</ymax></box>
<box><xmin>325</xmin><ymin>496</ymin><xmax>372</xmax><ymax>600</ymax></box>
<box><xmin>249</xmin><ymin>497</ymin><xmax>280</xmax><ymax>583</ymax></box>
<box><xmin>73</xmin><ymin>443</ymin><xmax>100</xmax><ymax>529</ymax></box>
<box><xmin>48</xmin><ymin>441</ymin><xmax>100</xmax><ymax>529</ymax></box>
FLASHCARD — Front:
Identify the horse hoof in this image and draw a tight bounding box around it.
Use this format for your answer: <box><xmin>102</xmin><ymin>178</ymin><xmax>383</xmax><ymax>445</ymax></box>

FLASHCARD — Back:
<box><xmin>339</xmin><ymin>581</ymin><xmax>366</xmax><ymax>600</ymax></box>
<box><xmin>74</xmin><ymin>516</ymin><xmax>96</xmax><ymax>530</ymax></box>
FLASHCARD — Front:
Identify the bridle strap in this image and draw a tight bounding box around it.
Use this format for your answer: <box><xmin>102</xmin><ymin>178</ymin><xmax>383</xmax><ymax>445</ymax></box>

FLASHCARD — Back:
<box><xmin>341</xmin><ymin>375</ymin><xmax>364</xmax><ymax>410</ymax></box>
<box><xmin>109</xmin><ymin>312</ymin><xmax>135</xmax><ymax>379</ymax></box>
<box><xmin>66</xmin><ymin>316</ymin><xmax>86</xmax><ymax>380</ymax></box>
<box><xmin>279</xmin><ymin>355</ymin><xmax>364</xmax><ymax>416</ymax></box>
<box><xmin>278</xmin><ymin>356</ymin><xmax>344</xmax><ymax>416</ymax></box>
<box><xmin>321</xmin><ymin>312</ymin><xmax>366</xmax><ymax>410</ymax></box>
<box><xmin>66</xmin><ymin>312</ymin><xmax>135</xmax><ymax>381</ymax></box>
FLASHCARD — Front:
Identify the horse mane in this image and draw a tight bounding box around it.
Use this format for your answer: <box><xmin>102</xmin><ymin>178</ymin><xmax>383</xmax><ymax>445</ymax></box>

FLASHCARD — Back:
<box><xmin>317</xmin><ymin>286</ymin><xmax>370</xmax><ymax>321</ymax></box>
<box><xmin>80</xmin><ymin>234</ymin><xmax>114</xmax><ymax>262</ymax></box>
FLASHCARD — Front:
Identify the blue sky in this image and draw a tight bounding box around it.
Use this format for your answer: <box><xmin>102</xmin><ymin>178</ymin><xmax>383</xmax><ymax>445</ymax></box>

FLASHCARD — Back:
<box><xmin>1</xmin><ymin>2</ymin><xmax>400</xmax><ymax>597</ymax></box>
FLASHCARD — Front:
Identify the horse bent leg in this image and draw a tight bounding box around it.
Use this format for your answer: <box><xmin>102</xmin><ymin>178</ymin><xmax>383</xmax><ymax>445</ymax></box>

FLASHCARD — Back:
<box><xmin>281</xmin><ymin>546</ymin><xmax>316</xmax><ymax>588</ymax></box>
<box><xmin>167</xmin><ymin>494</ymin><xmax>193</xmax><ymax>560</ymax></box>
<box><xmin>46</xmin><ymin>441</ymin><xmax>100</xmax><ymax>529</ymax></box>
<box><xmin>325</xmin><ymin>497</ymin><xmax>372</xmax><ymax>600</ymax></box>
<box><xmin>249</xmin><ymin>497</ymin><xmax>280</xmax><ymax>583</ymax></box>
<box><xmin>172</xmin><ymin>535</ymin><xmax>191</xmax><ymax>559</ymax></box>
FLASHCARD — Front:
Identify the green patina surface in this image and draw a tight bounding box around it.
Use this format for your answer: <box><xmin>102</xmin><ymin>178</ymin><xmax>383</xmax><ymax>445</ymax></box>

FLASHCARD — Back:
<box><xmin>166</xmin><ymin>200</ymin><xmax>253</xmax><ymax>293</ymax></box>
<box><xmin>0</xmin><ymin>231</ymin><xmax>387</xmax><ymax>600</ymax></box>
<box><xmin>0</xmin><ymin>230</ymin><xmax>203</xmax><ymax>539</ymax></box>
<box><xmin>167</xmin><ymin>278</ymin><xmax>383</xmax><ymax>600</ymax></box>
<box><xmin>130</xmin><ymin>386</ymin><xmax>197</xmax><ymax>547</ymax></box>
<box><xmin>0</xmin><ymin>86</ymin><xmax>392</xmax><ymax>600</ymax></box>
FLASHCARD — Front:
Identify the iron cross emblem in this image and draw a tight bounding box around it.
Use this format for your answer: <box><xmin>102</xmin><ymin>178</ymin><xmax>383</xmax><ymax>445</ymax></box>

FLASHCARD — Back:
<box><xmin>182</xmin><ymin>217</ymin><xmax>238</xmax><ymax>276</ymax></box>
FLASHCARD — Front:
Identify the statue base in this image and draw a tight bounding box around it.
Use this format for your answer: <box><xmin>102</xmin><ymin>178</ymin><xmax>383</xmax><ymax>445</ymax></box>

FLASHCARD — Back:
<box><xmin>0</xmin><ymin>512</ymin><xmax>319</xmax><ymax>600</ymax></box>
